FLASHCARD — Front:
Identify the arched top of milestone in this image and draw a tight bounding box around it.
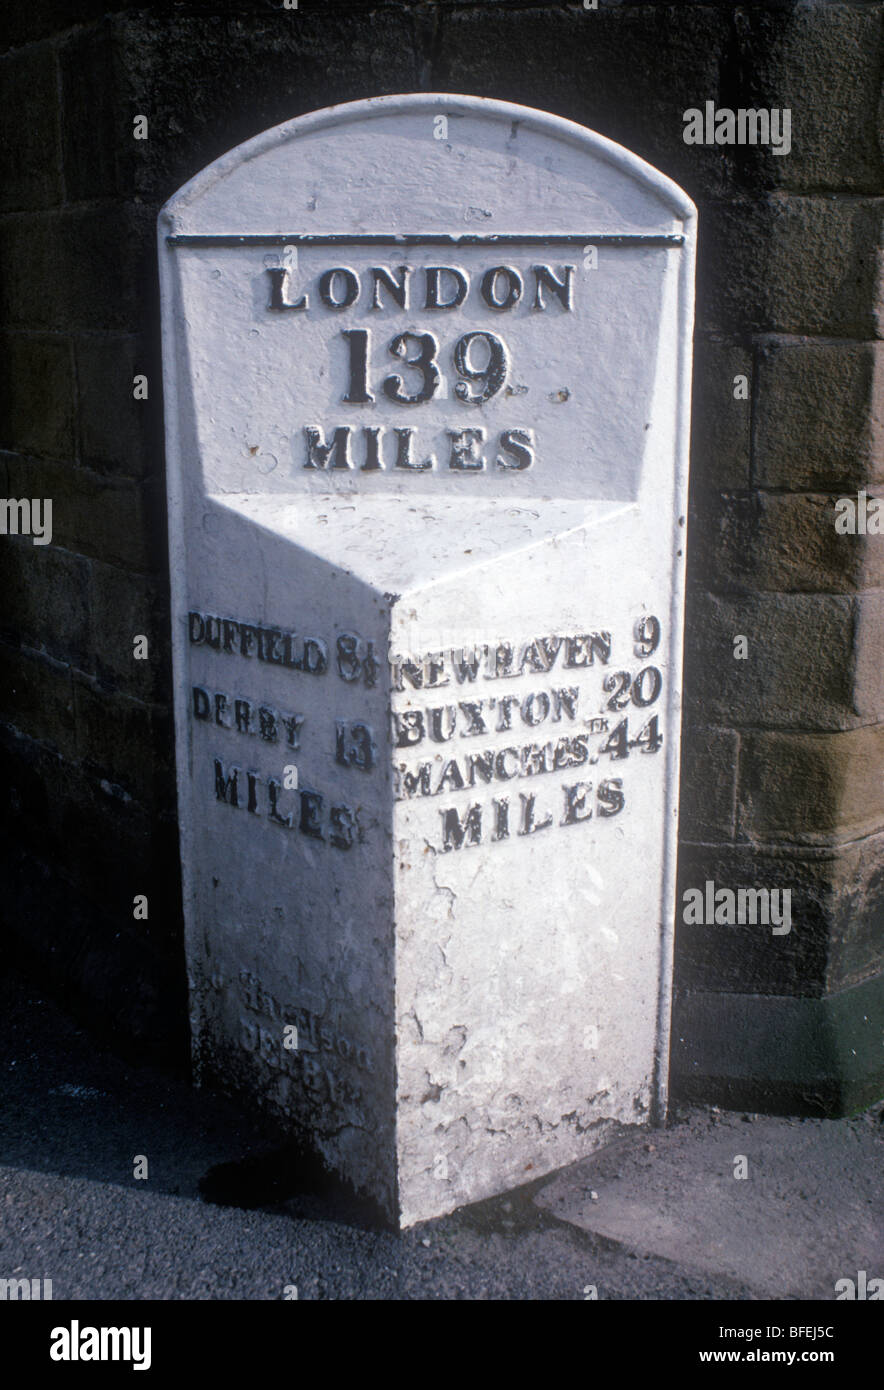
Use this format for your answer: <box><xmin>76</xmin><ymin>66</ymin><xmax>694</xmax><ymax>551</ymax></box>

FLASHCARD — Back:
<box><xmin>159</xmin><ymin>92</ymin><xmax>696</xmax><ymax>240</ymax></box>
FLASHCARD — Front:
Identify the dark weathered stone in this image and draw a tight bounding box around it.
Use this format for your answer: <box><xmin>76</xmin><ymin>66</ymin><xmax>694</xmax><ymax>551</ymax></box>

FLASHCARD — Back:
<box><xmin>754</xmin><ymin>341</ymin><xmax>884</xmax><ymax>491</ymax></box>
<box><xmin>683</xmin><ymin>591</ymin><xmax>859</xmax><ymax>731</ymax></box>
<box><xmin>690</xmin><ymin>336</ymin><xmax>751</xmax><ymax>492</ymax></box>
<box><xmin>727</xmin><ymin>4</ymin><xmax>884</xmax><ymax>193</ymax></box>
<box><xmin>0</xmin><ymin>1</ymin><xmax>125</xmax><ymax>53</ymax></box>
<box><xmin>76</xmin><ymin>333</ymin><xmax>159</xmax><ymax>479</ymax></box>
<box><xmin>671</xmin><ymin>972</ymin><xmax>884</xmax><ymax>1117</ymax></box>
<box><xmin>3</xmin><ymin>454</ymin><xmax>153</xmax><ymax>571</ymax></box>
<box><xmin>87</xmin><ymin>562</ymin><xmax>171</xmax><ymax>705</ymax></box>
<box><xmin>72</xmin><ymin>673</ymin><xmax>174</xmax><ymax>811</ymax></box>
<box><xmin>678</xmin><ymin>724</ymin><xmax>738</xmax><ymax>842</ymax></box>
<box><xmin>826</xmin><ymin>829</ymin><xmax>884</xmax><ymax>993</ymax></box>
<box><xmin>59</xmin><ymin>22</ymin><xmax>126</xmax><ymax>203</ymax></box>
<box><xmin>677</xmin><ymin>831</ymin><xmax>884</xmax><ymax>999</ymax></box>
<box><xmin>738</xmin><ymin>726</ymin><xmax>884</xmax><ymax>847</ymax></box>
<box><xmin>0</xmin><ymin>641</ymin><xmax>77</xmax><ymax>760</ymax></box>
<box><xmin>676</xmin><ymin>841</ymin><xmax>832</xmax><ymax>997</ymax></box>
<box><xmin>853</xmin><ymin>590</ymin><xmax>884</xmax><ymax>727</ymax></box>
<box><xmin>0</xmin><ymin>333</ymin><xmax>74</xmax><ymax>459</ymax></box>
<box><xmin>689</xmin><ymin>490</ymin><xmax>884</xmax><ymax>595</ymax></box>
<box><xmin>0</xmin><ymin>729</ymin><xmax>186</xmax><ymax>1064</ymax></box>
<box><xmin>0</xmin><ymin>206</ymin><xmax>153</xmax><ymax>332</ymax></box>
<box><xmin>436</xmin><ymin>4</ymin><xmax>732</xmax><ymax>201</ymax></box>
<box><xmin>0</xmin><ymin>539</ymin><xmax>91</xmax><ymax>668</ymax></box>
<box><xmin>698</xmin><ymin>196</ymin><xmax>884</xmax><ymax>337</ymax></box>
<box><xmin>0</xmin><ymin>42</ymin><xmax>62</xmax><ymax>210</ymax></box>
<box><xmin>114</xmin><ymin>10</ymin><xmax>424</xmax><ymax>203</ymax></box>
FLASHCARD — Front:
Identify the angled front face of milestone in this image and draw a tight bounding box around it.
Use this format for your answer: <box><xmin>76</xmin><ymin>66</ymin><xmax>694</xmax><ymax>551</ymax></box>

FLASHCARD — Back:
<box><xmin>159</xmin><ymin>93</ymin><xmax>696</xmax><ymax>1228</ymax></box>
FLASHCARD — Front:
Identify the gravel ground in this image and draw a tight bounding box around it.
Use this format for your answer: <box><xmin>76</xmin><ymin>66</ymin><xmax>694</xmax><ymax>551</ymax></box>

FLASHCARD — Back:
<box><xmin>0</xmin><ymin>966</ymin><xmax>879</xmax><ymax>1301</ymax></box>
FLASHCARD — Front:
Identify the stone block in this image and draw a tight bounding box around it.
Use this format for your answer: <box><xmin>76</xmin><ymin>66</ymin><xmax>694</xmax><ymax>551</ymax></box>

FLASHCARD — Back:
<box><xmin>72</xmin><ymin>673</ymin><xmax>174</xmax><ymax>811</ymax></box>
<box><xmin>0</xmin><ymin>3</ymin><xmax>122</xmax><ymax>52</ymax></box>
<box><xmin>0</xmin><ymin>537</ymin><xmax>90</xmax><ymax>668</ymax></box>
<box><xmin>0</xmin><ymin>43</ymin><xmax>62</xmax><ymax>210</ymax></box>
<box><xmin>0</xmin><ymin>333</ymin><xmax>74</xmax><ymax>460</ymax></box>
<box><xmin>826</xmin><ymin>827</ymin><xmax>884</xmax><ymax>993</ymax></box>
<box><xmin>698</xmin><ymin>196</ymin><xmax>884</xmax><ymax>337</ymax></box>
<box><xmin>0</xmin><ymin>213</ymin><xmax>59</xmax><ymax>329</ymax></box>
<box><xmin>76</xmin><ymin>333</ymin><xmax>159</xmax><ymax>479</ymax></box>
<box><xmin>59</xmin><ymin>22</ymin><xmax>126</xmax><ymax>203</ymax></box>
<box><xmin>87</xmin><ymin>561</ymin><xmax>171</xmax><ymax>704</ymax></box>
<box><xmin>853</xmin><ymin>590</ymin><xmax>884</xmax><ymax>726</ymax></box>
<box><xmin>0</xmin><ymin>641</ymin><xmax>77</xmax><ymax>759</ymax></box>
<box><xmin>678</xmin><ymin>724</ymin><xmax>738</xmax><ymax>843</ymax></box>
<box><xmin>3</xmin><ymin>454</ymin><xmax>153</xmax><ymax>572</ymax></box>
<box><xmin>738</xmin><ymin>725</ymin><xmax>884</xmax><ymax>847</ymax></box>
<box><xmin>671</xmin><ymin>971</ymin><xmax>884</xmax><ymax>1117</ymax></box>
<box><xmin>683</xmin><ymin>590</ymin><xmax>858</xmax><ymax>731</ymax></box>
<box><xmin>0</xmin><ymin>207</ymin><xmax>152</xmax><ymax>332</ymax></box>
<box><xmin>738</xmin><ymin>5</ymin><xmax>884</xmax><ymax>193</ymax></box>
<box><xmin>689</xmin><ymin>490</ymin><xmax>884</xmax><ymax>594</ymax></box>
<box><xmin>755</xmin><ymin>341</ymin><xmax>884</xmax><ymax>491</ymax></box>
<box><xmin>690</xmin><ymin>336</ymin><xmax>751</xmax><ymax>492</ymax></box>
<box><xmin>676</xmin><ymin>841</ymin><xmax>832</xmax><ymax>997</ymax></box>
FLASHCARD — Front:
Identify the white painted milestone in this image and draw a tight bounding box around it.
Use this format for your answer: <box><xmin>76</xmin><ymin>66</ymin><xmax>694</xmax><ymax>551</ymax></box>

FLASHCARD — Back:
<box><xmin>159</xmin><ymin>93</ymin><xmax>696</xmax><ymax>1227</ymax></box>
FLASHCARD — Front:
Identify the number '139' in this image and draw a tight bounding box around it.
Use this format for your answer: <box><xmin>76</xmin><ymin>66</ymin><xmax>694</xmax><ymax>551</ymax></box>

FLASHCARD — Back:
<box><xmin>341</xmin><ymin>328</ymin><xmax>508</xmax><ymax>406</ymax></box>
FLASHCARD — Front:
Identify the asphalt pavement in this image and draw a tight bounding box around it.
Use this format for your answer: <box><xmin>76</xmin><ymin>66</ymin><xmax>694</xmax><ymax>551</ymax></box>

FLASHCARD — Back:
<box><xmin>1</xmin><ymin>966</ymin><xmax>880</xmax><ymax>1301</ymax></box>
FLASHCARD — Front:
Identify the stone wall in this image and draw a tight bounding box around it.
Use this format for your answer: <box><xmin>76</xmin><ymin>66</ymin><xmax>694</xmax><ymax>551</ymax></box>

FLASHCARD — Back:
<box><xmin>1</xmin><ymin>0</ymin><xmax>881</xmax><ymax>1106</ymax></box>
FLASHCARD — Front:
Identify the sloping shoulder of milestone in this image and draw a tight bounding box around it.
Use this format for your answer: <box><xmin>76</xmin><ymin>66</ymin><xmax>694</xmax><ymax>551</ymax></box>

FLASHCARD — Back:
<box><xmin>158</xmin><ymin>92</ymin><xmax>696</xmax><ymax>234</ymax></box>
